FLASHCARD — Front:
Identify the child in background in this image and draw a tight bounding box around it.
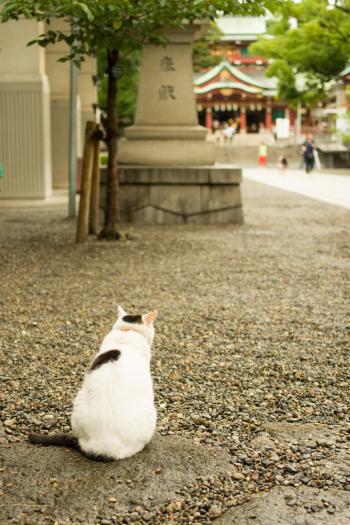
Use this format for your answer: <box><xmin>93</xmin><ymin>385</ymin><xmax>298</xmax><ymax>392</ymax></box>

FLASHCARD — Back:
<box><xmin>258</xmin><ymin>142</ymin><xmax>267</xmax><ymax>167</ymax></box>
<box><xmin>278</xmin><ymin>155</ymin><xmax>288</xmax><ymax>173</ymax></box>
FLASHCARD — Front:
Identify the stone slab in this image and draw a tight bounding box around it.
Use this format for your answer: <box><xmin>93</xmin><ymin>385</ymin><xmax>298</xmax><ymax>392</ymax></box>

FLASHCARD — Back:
<box><xmin>124</xmin><ymin>125</ymin><xmax>207</xmax><ymax>140</ymax></box>
<box><xmin>187</xmin><ymin>206</ymin><xmax>243</xmax><ymax>225</ymax></box>
<box><xmin>215</xmin><ymin>485</ymin><xmax>350</xmax><ymax>525</ymax></box>
<box><xmin>100</xmin><ymin>165</ymin><xmax>243</xmax><ymax>224</ymax></box>
<box><xmin>103</xmin><ymin>165</ymin><xmax>242</xmax><ymax>185</ymax></box>
<box><xmin>118</xmin><ymin>139</ymin><xmax>215</xmax><ymax>165</ymax></box>
<box><xmin>0</xmin><ymin>435</ymin><xmax>233</xmax><ymax>524</ymax></box>
<box><xmin>131</xmin><ymin>205</ymin><xmax>185</xmax><ymax>225</ymax></box>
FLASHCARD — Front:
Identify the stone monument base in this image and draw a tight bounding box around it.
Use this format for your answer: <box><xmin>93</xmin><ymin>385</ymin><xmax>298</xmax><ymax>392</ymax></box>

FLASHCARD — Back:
<box><xmin>118</xmin><ymin>140</ymin><xmax>215</xmax><ymax>166</ymax></box>
<box><xmin>100</xmin><ymin>165</ymin><xmax>243</xmax><ymax>225</ymax></box>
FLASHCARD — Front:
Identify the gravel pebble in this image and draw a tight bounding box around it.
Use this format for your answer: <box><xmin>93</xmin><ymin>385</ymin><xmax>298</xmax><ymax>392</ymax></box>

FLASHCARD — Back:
<box><xmin>0</xmin><ymin>180</ymin><xmax>349</xmax><ymax>524</ymax></box>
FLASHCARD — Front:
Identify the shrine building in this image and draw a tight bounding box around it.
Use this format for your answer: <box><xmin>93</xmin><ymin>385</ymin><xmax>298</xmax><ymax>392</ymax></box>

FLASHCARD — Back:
<box><xmin>194</xmin><ymin>16</ymin><xmax>293</xmax><ymax>134</ymax></box>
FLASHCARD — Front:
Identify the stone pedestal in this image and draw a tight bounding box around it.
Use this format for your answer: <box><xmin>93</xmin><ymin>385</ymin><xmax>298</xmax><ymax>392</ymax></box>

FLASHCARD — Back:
<box><xmin>118</xmin><ymin>26</ymin><xmax>214</xmax><ymax>165</ymax></box>
<box><xmin>0</xmin><ymin>20</ymin><xmax>52</xmax><ymax>198</ymax></box>
<box><xmin>101</xmin><ymin>165</ymin><xmax>243</xmax><ymax>224</ymax></box>
<box><xmin>113</xmin><ymin>25</ymin><xmax>243</xmax><ymax>225</ymax></box>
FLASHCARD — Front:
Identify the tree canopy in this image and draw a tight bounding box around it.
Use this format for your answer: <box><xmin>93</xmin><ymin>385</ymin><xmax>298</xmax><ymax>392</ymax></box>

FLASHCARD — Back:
<box><xmin>1</xmin><ymin>0</ymin><xmax>280</xmax><ymax>63</ymax></box>
<box><xmin>250</xmin><ymin>0</ymin><xmax>350</xmax><ymax>107</ymax></box>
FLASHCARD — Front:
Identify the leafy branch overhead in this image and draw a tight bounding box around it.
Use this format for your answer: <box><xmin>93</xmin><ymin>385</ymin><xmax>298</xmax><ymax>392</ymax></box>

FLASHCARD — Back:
<box><xmin>1</xmin><ymin>0</ymin><xmax>281</xmax><ymax>65</ymax></box>
<box><xmin>250</xmin><ymin>0</ymin><xmax>350</xmax><ymax>107</ymax></box>
<box><xmin>1</xmin><ymin>0</ymin><xmax>282</xmax><ymax>241</ymax></box>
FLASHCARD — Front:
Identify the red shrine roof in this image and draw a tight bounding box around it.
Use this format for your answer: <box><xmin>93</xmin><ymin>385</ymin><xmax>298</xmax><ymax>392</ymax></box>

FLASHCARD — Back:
<box><xmin>194</xmin><ymin>61</ymin><xmax>276</xmax><ymax>98</ymax></box>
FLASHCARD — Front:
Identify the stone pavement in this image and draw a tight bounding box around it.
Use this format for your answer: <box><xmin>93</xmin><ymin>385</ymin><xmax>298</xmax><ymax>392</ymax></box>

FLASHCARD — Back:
<box><xmin>1</xmin><ymin>423</ymin><xmax>349</xmax><ymax>524</ymax></box>
<box><xmin>243</xmin><ymin>167</ymin><xmax>350</xmax><ymax>210</ymax></box>
<box><xmin>0</xmin><ymin>189</ymin><xmax>72</xmax><ymax>210</ymax></box>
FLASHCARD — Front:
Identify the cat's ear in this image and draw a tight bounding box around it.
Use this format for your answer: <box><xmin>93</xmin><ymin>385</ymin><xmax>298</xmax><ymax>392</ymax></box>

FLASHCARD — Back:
<box><xmin>142</xmin><ymin>310</ymin><xmax>158</xmax><ymax>325</ymax></box>
<box><xmin>118</xmin><ymin>305</ymin><xmax>127</xmax><ymax>318</ymax></box>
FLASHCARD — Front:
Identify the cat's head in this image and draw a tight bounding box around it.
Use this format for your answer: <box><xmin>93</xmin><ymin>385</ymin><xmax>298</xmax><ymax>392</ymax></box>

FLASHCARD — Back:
<box><xmin>113</xmin><ymin>306</ymin><xmax>158</xmax><ymax>346</ymax></box>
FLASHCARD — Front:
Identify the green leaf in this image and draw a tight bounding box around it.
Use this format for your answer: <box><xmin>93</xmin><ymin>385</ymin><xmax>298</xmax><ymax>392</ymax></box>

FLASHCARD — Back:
<box><xmin>71</xmin><ymin>1</ymin><xmax>94</xmax><ymax>22</ymax></box>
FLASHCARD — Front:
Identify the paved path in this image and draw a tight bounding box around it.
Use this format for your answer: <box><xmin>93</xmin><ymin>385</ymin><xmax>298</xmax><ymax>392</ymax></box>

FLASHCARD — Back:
<box><xmin>0</xmin><ymin>189</ymin><xmax>75</xmax><ymax>210</ymax></box>
<box><xmin>243</xmin><ymin>168</ymin><xmax>350</xmax><ymax>210</ymax></box>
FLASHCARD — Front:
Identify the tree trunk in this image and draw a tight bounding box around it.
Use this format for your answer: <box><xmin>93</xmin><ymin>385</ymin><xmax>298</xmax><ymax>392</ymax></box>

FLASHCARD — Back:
<box><xmin>99</xmin><ymin>49</ymin><xmax>121</xmax><ymax>240</ymax></box>
<box><xmin>89</xmin><ymin>124</ymin><xmax>101</xmax><ymax>236</ymax></box>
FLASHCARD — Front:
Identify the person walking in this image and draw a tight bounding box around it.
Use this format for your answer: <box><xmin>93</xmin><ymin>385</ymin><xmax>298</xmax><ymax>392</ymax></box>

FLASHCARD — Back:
<box><xmin>223</xmin><ymin>122</ymin><xmax>235</xmax><ymax>144</ymax></box>
<box><xmin>302</xmin><ymin>134</ymin><xmax>316</xmax><ymax>173</ymax></box>
<box><xmin>278</xmin><ymin>155</ymin><xmax>288</xmax><ymax>173</ymax></box>
<box><xmin>258</xmin><ymin>142</ymin><xmax>267</xmax><ymax>167</ymax></box>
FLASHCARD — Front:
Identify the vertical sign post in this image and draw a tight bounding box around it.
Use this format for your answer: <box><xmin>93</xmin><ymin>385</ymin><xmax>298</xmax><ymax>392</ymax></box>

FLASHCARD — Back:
<box><xmin>68</xmin><ymin>58</ymin><xmax>78</xmax><ymax>218</ymax></box>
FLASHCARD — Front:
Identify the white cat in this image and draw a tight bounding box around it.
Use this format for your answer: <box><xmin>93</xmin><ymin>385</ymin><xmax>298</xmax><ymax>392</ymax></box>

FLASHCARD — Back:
<box><xmin>30</xmin><ymin>306</ymin><xmax>158</xmax><ymax>461</ymax></box>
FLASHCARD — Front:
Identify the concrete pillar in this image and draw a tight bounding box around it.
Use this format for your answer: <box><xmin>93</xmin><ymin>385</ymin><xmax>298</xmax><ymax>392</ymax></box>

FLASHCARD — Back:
<box><xmin>205</xmin><ymin>107</ymin><xmax>213</xmax><ymax>130</ymax></box>
<box><xmin>289</xmin><ymin>108</ymin><xmax>295</xmax><ymax>127</ymax></box>
<box><xmin>45</xmin><ymin>20</ymin><xmax>80</xmax><ymax>189</ymax></box>
<box><xmin>78</xmin><ymin>58</ymin><xmax>97</xmax><ymax>133</ymax></box>
<box><xmin>240</xmin><ymin>107</ymin><xmax>247</xmax><ymax>133</ymax></box>
<box><xmin>306</xmin><ymin>108</ymin><xmax>312</xmax><ymax>127</ymax></box>
<box><xmin>266</xmin><ymin>103</ymin><xmax>272</xmax><ymax>132</ymax></box>
<box><xmin>45</xmin><ymin>20</ymin><xmax>96</xmax><ymax>189</ymax></box>
<box><xmin>118</xmin><ymin>25</ymin><xmax>214</xmax><ymax>165</ymax></box>
<box><xmin>0</xmin><ymin>20</ymin><xmax>52</xmax><ymax>198</ymax></box>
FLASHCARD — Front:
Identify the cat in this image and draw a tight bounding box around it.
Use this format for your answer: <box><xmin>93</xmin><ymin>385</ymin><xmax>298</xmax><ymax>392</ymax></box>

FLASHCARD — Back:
<box><xmin>29</xmin><ymin>306</ymin><xmax>158</xmax><ymax>461</ymax></box>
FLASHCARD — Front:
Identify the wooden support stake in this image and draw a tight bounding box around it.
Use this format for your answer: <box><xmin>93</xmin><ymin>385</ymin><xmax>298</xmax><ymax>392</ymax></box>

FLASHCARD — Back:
<box><xmin>89</xmin><ymin>125</ymin><xmax>101</xmax><ymax>236</ymax></box>
<box><xmin>76</xmin><ymin>121</ymin><xmax>96</xmax><ymax>243</ymax></box>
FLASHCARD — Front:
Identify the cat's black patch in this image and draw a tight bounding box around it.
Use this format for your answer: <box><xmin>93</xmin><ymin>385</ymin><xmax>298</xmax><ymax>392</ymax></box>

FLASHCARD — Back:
<box><xmin>90</xmin><ymin>349</ymin><xmax>121</xmax><ymax>371</ymax></box>
<box><xmin>122</xmin><ymin>314</ymin><xmax>143</xmax><ymax>324</ymax></box>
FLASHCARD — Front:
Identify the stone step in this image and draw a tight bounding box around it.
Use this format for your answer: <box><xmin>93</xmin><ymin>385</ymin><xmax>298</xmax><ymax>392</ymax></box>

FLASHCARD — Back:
<box><xmin>215</xmin><ymin>145</ymin><xmax>302</xmax><ymax>167</ymax></box>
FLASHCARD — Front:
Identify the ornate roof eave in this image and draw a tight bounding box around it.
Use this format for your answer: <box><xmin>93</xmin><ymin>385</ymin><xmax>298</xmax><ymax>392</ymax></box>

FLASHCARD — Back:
<box><xmin>220</xmin><ymin>35</ymin><xmax>258</xmax><ymax>42</ymax></box>
<box><xmin>338</xmin><ymin>63</ymin><xmax>350</xmax><ymax>79</ymax></box>
<box><xmin>262</xmin><ymin>89</ymin><xmax>277</xmax><ymax>97</ymax></box>
<box><xmin>194</xmin><ymin>60</ymin><xmax>272</xmax><ymax>90</ymax></box>
<box><xmin>195</xmin><ymin>81</ymin><xmax>261</xmax><ymax>95</ymax></box>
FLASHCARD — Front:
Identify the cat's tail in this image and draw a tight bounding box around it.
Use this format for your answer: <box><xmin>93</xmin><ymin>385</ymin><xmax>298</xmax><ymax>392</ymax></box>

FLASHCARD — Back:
<box><xmin>29</xmin><ymin>433</ymin><xmax>114</xmax><ymax>462</ymax></box>
<box><xmin>29</xmin><ymin>432</ymin><xmax>80</xmax><ymax>450</ymax></box>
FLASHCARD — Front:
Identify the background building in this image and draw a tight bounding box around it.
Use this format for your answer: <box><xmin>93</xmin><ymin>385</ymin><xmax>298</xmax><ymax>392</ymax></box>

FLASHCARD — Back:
<box><xmin>195</xmin><ymin>16</ymin><xmax>292</xmax><ymax>137</ymax></box>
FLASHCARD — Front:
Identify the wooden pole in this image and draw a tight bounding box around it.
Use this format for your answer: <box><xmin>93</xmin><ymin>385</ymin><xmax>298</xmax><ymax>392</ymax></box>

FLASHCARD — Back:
<box><xmin>89</xmin><ymin>125</ymin><xmax>101</xmax><ymax>236</ymax></box>
<box><xmin>76</xmin><ymin>121</ymin><xmax>96</xmax><ymax>243</ymax></box>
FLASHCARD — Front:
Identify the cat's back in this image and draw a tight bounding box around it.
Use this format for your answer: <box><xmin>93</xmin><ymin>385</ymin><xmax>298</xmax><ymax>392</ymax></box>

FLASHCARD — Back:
<box><xmin>73</xmin><ymin>331</ymin><xmax>155</xmax><ymax>436</ymax></box>
<box><xmin>81</xmin><ymin>329</ymin><xmax>152</xmax><ymax>399</ymax></box>
<box><xmin>100</xmin><ymin>328</ymin><xmax>149</xmax><ymax>355</ymax></box>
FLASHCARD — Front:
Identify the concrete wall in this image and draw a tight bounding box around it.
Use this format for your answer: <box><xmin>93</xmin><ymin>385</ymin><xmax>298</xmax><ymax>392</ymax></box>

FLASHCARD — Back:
<box><xmin>0</xmin><ymin>20</ymin><xmax>52</xmax><ymax>198</ymax></box>
<box><xmin>0</xmin><ymin>18</ymin><xmax>97</xmax><ymax>198</ymax></box>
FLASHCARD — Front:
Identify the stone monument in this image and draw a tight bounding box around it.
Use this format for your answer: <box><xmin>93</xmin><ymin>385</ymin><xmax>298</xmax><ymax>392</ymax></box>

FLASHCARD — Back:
<box><xmin>110</xmin><ymin>25</ymin><xmax>243</xmax><ymax>224</ymax></box>
<box><xmin>118</xmin><ymin>26</ymin><xmax>214</xmax><ymax>166</ymax></box>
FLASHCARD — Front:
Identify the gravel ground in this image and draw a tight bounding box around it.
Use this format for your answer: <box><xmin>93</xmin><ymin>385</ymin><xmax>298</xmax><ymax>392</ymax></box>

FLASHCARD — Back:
<box><xmin>0</xmin><ymin>179</ymin><xmax>349</xmax><ymax>524</ymax></box>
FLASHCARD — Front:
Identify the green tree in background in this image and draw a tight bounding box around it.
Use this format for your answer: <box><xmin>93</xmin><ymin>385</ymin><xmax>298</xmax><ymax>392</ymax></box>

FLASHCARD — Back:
<box><xmin>192</xmin><ymin>22</ymin><xmax>222</xmax><ymax>73</ymax></box>
<box><xmin>250</xmin><ymin>0</ymin><xmax>350</xmax><ymax>108</ymax></box>
<box><xmin>1</xmin><ymin>0</ymin><xmax>280</xmax><ymax>240</ymax></box>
